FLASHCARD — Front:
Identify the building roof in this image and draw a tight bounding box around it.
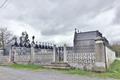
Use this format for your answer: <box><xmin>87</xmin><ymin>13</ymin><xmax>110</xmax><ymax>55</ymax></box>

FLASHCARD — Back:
<box><xmin>73</xmin><ymin>30</ymin><xmax>110</xmax><ymax>46</ymax></box>
<box><xmin>74</xmin><ymin>30</ymin><xmax>102</xmax><ymax>41</ymax></box>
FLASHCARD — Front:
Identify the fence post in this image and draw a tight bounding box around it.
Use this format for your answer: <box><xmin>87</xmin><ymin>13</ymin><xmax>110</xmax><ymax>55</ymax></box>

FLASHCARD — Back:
<box><xmin>8</xmin><ymin>48</ymin><xmax>12</xmax><ymax>63</ymax></box>
<box><xmin>9</xmin><ymin>46</ymin><xmax>16</xmax><ymax>63</ymax></box>
<box><xmin>53</xmin><ymin>45</ymin><xmax>56</xmax><ymax>62</ymax></box>
<box><xmin>64</xmin><ymin>44</ymin><xmax>67</xmax><ymax>62</ymax></box>
<box><xmin>94</xmin><ymin>36</ymin><xmax>106</xmax><ymax>72</ymax></box>
<box><xmin>31</xmin><ymin>46</ymin><xmax>35</xmax><ymax>64</ymax></box>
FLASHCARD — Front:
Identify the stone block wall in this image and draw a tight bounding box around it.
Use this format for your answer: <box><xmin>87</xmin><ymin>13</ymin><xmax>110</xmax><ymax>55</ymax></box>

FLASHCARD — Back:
<box><xmin>34</xmin><ymin>49</ymin><xmax>53</xmax><ymax>65</ymax></box>
<box><xmin>10</xmin><ymin>47</ymin><xmax>54</xmax><ymax>65</ymax></box>
<box><xmin>0</xmin><ymin>50</ymin><xmax>9</xmax><ymax>64</ymax></box>
<box><xmin>67</xmin><ymin>52</ymin><xmax>95</xmax><ymax>70</ymax></box>
<box><xmin>65</xmin><ymin>37</ymin><xmax>116</xmax><ymax>72</ymax></box>
<box><xmin>0</xmin><ymin>56</ymin><xmax>9</xmax><ymax>64</ymax></box>
<box><xmin>14</xmin><ymin>55</ymin><xmax>31</xmax><ymax>64</ymax></box>
<box><xmin>92</xmin><ymin>37</ymin><xmax>116</xmax><ymax>72</ymax></box>
<box><xmin>65</xmin><ymin>43</ymin><xmax>96</xmax><ymax>70</ymax></box>
<box><xmin>0</xmin><ymin>49</ymin><xmax>3</xmax><ymax>55</ymax></box>
<box><xmin>0</xmin><ymin>37</ymin><xmax>116</xmax><ymax>72</ymax></box>
<box><xmin>105</xmin><ymin>47</ymin><xmax>116</xmax><ymax>68</ymax></box>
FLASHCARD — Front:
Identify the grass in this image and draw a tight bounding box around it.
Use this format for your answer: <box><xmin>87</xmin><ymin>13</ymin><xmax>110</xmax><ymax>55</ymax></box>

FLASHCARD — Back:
<box><xmin>9</xmin><ymin>64</ymin><xmax>45</xmax><ymax>71</ymax></box>
<box><xmin>106</xmin><ymin>60</ymin><xmax>120</xmax><ymax>79</ymax></box>
<box><xmin>50</xmin><ymin>60</ymin><xmax>120</xmax><ymax>79</ymax></box>
<box><xmin>61</xmin><ymin>60</ymin><xmax>120</xmax><ymax>79</ymax></box>
<box><xmin>8</xmin><ymin>60</ymin><xmax>120</xmax><ymax>79</ymax></box>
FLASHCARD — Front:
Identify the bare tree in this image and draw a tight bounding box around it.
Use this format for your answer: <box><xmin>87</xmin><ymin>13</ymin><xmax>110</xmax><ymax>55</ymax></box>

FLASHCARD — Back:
<box><xmin>0</xmin><ymin>27</ymin><xmax>13</xmax><ymax>50</ymax></box>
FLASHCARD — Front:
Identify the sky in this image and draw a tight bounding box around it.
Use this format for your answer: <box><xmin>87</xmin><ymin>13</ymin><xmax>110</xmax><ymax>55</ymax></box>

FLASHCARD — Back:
<box><xmin>0</xmin><ymin>0</ymin><xmax>120</xmax><ymax>45</ymax></box>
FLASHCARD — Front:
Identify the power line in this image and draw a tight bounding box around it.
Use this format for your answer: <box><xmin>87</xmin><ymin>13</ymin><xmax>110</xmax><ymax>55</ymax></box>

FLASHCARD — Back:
<box><xmin>0</xmin><ymin>0</ymin><xmax>8</xmax><ymax>8</ymax></box>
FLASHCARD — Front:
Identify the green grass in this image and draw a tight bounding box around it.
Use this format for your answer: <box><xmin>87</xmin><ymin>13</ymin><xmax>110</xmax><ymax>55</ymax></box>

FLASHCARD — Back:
<box><xmin>51</xmin><ymin>60</ymin><xmax>120</xmax><ymax>79</ymax></box>
<box><xmin>106</xmin><ymin>60</ymin><xmax>120</xmax><ymax>79</ymax></box>
<box><xmin>61</xmin><ymin>60</ymin><xmax>120</xmax><ymax>79</ymax></box>
<box><xmin>8</xmin><ymin>60</ymin><xmax>120</xmax><ymax>79</ymax></box>
<box><xmin>9</xmin><ymin>64</ymin><xmax>44</xmax><ymax>71</ymax></box>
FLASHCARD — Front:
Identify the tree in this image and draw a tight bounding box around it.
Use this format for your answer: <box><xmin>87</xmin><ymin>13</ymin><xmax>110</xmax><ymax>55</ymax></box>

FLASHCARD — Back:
<box><xmin>111</xmin><ymin>42</ymin><xmax>120</xmax><ymax>57</ymax></box>
<box><xmin>0</xmin><ymin>27</ymin><xmax>13</xmax><ymax>50</ymax></box>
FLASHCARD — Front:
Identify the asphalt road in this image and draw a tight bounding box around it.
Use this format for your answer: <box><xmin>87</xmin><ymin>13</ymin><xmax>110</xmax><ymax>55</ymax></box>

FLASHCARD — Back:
<box><xmin>0</xmin><ymin>67</ymin><xmax>116</xmax><ymax>80</ymax></box>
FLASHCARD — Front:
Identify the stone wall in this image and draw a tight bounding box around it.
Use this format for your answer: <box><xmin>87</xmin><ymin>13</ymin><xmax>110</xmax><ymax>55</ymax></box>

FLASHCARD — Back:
<box><xmin>105</xmin><ymin>46</ymin><xmax>116</xmax><ymax>68</ymax></box>
<box><xmin>0</xmin><ymin>38</ymin><xmax>116</xmax><ymax>72</ymax></box>
<box><xmin>94</xmin><ymin>37</ymin><xmax>116</xmax><ymax>72</ymax></box>
<box><xmin>11</xmin><ymin>47</ymin><xmax>54</xmax><ymax>65</ymax></box>
<box><xmin>0</xmin><ymin>49</ymin><xmax>3</xmax><ymax>55</ymax></box>
<box><xmin>14</xmin><ymin>55</ymin><xmax>31</xmax><ymax>64</ymax></box>
<box><xmin>67</xmin><ymin>52</ymin><xmax>95</xmax><ymax>70</ymax></box>
<box><xmin>34</xmin><ymin>49</ymin><xmax>53</xmax><ymax>65</ymax></box>
<box><xmin>0</xmin><ymin>49</ymin><xmax>9</xmax><ymax>64</ymax></box>
<box><xmin>0</xmin><ymin>56</ymin><xmax>9</xmax><ymax>64</ymax></box>
<box><xmin>66</xmin><ymin>42</ymin><xmax>96</xmax><ymax>70</ymax></box>
<box><xmin>65</xmin><ymin>37</ymin><xmax>116</xmax><ymax>72</ymax></box>
<box><xmin>14</xmin><ymin>53</ymin><xmax>53</xmax><ymax>65</ymax></box>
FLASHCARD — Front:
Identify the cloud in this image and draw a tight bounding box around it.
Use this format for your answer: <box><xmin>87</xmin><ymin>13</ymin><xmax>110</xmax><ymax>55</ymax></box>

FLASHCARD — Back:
<box><xmin>0</xmin><ymin>0</ymin><xmax>119</xmax><ymax>45</ymax></box>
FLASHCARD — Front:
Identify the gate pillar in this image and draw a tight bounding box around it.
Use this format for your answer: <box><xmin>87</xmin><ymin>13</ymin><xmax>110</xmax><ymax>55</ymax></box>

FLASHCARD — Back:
<box><xmin>94</xmin><ymin>36</ymin><xmax>106</xmax><ymax>72</ymax></box>
<box><xmin>63</xmin><ymin>44</ymin><xmax>67</xmax><ymax>62</ymax></box>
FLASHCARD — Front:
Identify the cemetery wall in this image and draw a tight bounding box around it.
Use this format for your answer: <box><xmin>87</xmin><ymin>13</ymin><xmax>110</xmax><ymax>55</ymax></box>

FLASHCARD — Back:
<box><xmin>0</xmin><ymin>49</ymin><xmax>9</xmax><ymax>64</ymax></box>
<box><xmin>66</xmin><ymin>49</ymin><xmax>95</xmax><ymax>70</ymax></box>
<box><xmin>14</xmin><ymin>47</ymin><xmax>53</xmax><ymax>65</ymax></box>
<box><xmin>105</xmin><ymin>46</ymin><xmax>116</xmax><ymax>68</ymax></box>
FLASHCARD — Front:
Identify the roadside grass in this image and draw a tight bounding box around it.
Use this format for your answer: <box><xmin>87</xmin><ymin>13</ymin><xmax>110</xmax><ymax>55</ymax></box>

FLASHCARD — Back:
<box><xmin>8</xmin><ymin>60</ymin><xmax>120</xmax><ymax>79</ymax></box>
<box><xmin>50</xmin><ymin>60</ymin><xmax>120</xmax><ymax>79</ymax></box>
<box><xmin>61</xmin><ymin>60</ymin><xmax>120</xmax><ymax>79</ymax></box>
<box><xmin>9</xmin><ymin>64</ymin><xmax>45</xmax><ymax>71</ymax></box>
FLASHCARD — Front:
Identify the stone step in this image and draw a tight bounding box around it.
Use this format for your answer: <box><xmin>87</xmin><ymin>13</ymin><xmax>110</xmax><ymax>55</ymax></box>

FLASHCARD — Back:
<box><xmin>43</xmin><ymin>66</ymin><xmax>71</xmax><ymax>69</ymax></box>
<box><xmin>51</xmin><ymin>62</ymin><xmax>70</xmax><ymax>67</ymax></box>
<box><xmin>43</xmin><ymin>62</ymin><xmax>71</xmax><ymax>69</ymax></box>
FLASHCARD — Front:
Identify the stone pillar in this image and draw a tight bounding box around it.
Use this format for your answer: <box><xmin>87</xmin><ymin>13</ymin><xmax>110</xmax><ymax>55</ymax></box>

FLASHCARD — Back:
<box><xmin>31</xmin><ymin>46</ymin><xmax>35</xmax><ymax>64</ymax></box>
<box><xmin>9</xmin><ymin>47</ymin><xmax>16</xmax><ymax>63</ymax></box>
<box><xmin>53</xmin><ymin>45</ymin><xmax>56</xmax><ymax>62</ymax></box>
<box><xmin>64</xmin><ymin>44</ymin><xmax>67</xmax><ymax>62</ymax></box>
<box><xmin>94</xmin><ymin>36</ymin><xmax>106</xmax><ymax>72</ymax></box>
<box><xmin>8</xmin><ymin>48</ymin><xmax>12</xmax><ymax>63</ymax></box>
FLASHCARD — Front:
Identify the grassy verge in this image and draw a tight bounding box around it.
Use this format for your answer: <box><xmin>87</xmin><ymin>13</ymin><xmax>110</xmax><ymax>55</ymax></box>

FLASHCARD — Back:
<box><xmin>59</xmin><ymin>60</ymin><xmax>120</xmax><ymax>79</ymax></box>
<box><xmin>8</xmin><ymin>60</ymin><xmax>120</xmax><ymax>79</ymax></box>
<box><xmin>9</xmin><ymin>64</ymin><xmax>45</xmax><ymax>71</ymax></box>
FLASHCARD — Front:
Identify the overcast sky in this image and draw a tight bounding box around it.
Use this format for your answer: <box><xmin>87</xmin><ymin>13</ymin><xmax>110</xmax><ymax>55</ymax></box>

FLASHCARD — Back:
<box><xmin>0</xmin><ymin>0</ymin><xmax>120</xmax><ymax>45</ymax></box>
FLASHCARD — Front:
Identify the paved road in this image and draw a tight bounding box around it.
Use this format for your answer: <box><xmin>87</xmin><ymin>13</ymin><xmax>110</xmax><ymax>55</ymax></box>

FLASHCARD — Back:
<box><xmin>0</xmin><ymin>67</ymin><xmax>116</xmax><ymax>80</ymax></box>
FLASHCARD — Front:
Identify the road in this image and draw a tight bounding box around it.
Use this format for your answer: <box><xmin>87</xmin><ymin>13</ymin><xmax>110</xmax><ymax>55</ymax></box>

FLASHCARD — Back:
<box><xmin>0</xmin><ymin>67</ymin><xmax>116</xmax><ymax>80</ymax></box>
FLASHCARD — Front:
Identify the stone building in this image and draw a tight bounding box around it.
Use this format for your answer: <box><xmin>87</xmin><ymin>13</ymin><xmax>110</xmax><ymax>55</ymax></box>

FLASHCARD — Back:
<box><xmin>74</xmin><ymin>30</ymin><xmax>109</xmax><ymax>53</ymax></box>
<box><xmin>67</xmin><ymin>29</ymin><xmax>116</xmax><ymax>72</ymax></box>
